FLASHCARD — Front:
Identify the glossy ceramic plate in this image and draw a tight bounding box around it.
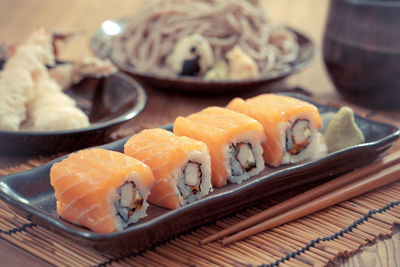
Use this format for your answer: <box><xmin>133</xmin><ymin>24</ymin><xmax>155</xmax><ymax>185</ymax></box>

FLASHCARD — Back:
<box><xmin>0</xmin><ymin>95</ymin><xmax>399</xmax><ymax>253</ymax></box>
<box><xmin>90</xmin><ymin>19</ymin><xmax>315</xmax><ymax>93</ymax></box>
<box><xmin>0</xmin><ymin>71</ymin><xmax>147</xmax><ymax>155</ymax></box>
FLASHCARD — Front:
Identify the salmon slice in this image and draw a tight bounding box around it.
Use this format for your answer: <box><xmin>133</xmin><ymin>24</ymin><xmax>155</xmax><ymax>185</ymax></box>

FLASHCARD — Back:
<box><xmin>50</xmin><ymin>148</ymin><xmax>155</xmax><ymax>234</ymax></box>
<box><xmin>173</xmin><ymin>107</ymin><xmax>265</xmax><ymax>187</ymax></box>
<box><xmin>227</xmin><ymin>94</ymin><xmax>323</xmax><ymax>167</ymax></box>
<box><xmin>124</xmin><ymin>128</ymin><xmax>212</xmax><ymax>209</ymax></box>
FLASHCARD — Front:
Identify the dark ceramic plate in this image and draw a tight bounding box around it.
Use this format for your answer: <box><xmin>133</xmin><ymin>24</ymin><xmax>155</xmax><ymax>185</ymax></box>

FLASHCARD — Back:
<box><xmin>0</xmin><ymin>71</ymin><xmax>146</xmax><ymax>155</ymax></box>
<box><xmin>0</xmin><ymin>95</ymin><xmax>399</xmax><ymax>253</ymax></box>
<box><xmin>90</xmin><ymin>19</ymin><xmax>315</xmax><ymax>93</ymax></box>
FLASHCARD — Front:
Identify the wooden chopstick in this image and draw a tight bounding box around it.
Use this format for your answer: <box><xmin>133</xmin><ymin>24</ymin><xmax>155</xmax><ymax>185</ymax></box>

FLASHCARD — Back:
<box><xmin>200</xmin><ymin>150</ymin><xmax>400</xmax><ymax>245</ymax></box>
<box><xmin>221</xmin><ymin>161</ymin><xmax>400</xmax><ymax>245</ymax></box>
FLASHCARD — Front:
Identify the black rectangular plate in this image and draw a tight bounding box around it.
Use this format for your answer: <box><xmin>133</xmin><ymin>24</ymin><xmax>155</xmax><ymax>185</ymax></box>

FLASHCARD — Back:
<box><xmin>0</xmin><ymin>94</ymin><xmax>399</xmax><ymax>253</ymax></box>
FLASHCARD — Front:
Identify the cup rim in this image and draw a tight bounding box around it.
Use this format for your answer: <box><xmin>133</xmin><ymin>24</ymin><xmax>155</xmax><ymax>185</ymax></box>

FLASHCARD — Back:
<box><xmin>344</xmin><ymin>0</ymin><xmax>400</xmax><ymax>7</ymax></box>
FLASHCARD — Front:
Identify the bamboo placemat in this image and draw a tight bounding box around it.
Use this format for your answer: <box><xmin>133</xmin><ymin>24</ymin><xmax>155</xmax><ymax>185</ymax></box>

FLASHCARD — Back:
<box><xmin>0</xmin><ymin>160</ymin><xmax>399</xmax><ymax>267</ymax></box>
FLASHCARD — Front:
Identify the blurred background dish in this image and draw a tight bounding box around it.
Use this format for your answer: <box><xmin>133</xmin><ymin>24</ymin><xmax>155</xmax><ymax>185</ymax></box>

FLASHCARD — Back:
<box><xmin>90</xmin><ymin>19</ymin><xmax>315</xmax><ymax>93</ymax></box>
<box><xmin>0</xmin><ymin>70</ymin><xmax>146</xmax><ymax>155</ymax></box>
<box><xmin>323</xmin><ymin>0</ymin><xmax>400</xmax><ymax>109</ymax></box>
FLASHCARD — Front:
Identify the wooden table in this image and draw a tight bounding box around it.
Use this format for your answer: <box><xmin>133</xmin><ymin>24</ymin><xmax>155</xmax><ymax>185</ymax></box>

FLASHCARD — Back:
<box><xmin>0</xmin><ymin>0</ymin><xmax>398</xmax><ymax>266</ymax></box>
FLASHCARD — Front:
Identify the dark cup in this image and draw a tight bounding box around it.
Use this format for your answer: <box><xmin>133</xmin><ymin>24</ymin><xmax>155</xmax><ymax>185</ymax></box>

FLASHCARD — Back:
<box><xmin>323</xmin><ymin>0</ymin><xmax>400</xmax><ymax>109</ymax></box>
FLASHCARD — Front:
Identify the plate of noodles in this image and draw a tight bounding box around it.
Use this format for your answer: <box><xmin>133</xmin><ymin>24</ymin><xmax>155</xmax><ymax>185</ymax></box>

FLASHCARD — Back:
<box><xmin>90</xmin><ymin>0</ymin><xmax>315</xmax><ymax>92</ymax></box>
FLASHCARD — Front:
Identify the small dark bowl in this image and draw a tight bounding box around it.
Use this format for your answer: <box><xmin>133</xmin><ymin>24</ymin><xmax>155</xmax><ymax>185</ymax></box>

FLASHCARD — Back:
<box><xmin>90</xmin><ymin>19</ymin><xmax>315</xmax><ymax>93</ymax></box>
<box><xmin>323</xmin><ymin>0</ymin><xmax>400</xmax><ymax>109</ymax></box>
<box><xmin>0</xmin><ymin>72</ymin><xmax>146</xmax><ymax>155</ymax></box>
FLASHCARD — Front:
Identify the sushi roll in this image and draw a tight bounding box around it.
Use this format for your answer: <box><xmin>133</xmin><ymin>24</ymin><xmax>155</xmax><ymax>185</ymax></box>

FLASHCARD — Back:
<box><xmin>124</xmin><ymin>128</ymin><xmax>212</xmax><ymax>209</ymax></box>
<box><xmin>173</xmin><ymin>107</ymin><xmax>265</xmax><ymax>187</ymax></box>
<box><xmin>50</xmin><ymin>148</ymin><xmax>155</xmax><ymax>234</ymax></box>
<box><xmin>227</xmin><ymin>94</ymin><xmax>327</xmax><ymax>167</ymax></box>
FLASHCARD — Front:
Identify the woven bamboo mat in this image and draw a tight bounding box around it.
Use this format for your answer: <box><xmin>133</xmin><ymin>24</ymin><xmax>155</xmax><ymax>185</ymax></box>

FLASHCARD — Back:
<box><xmin>0</xmin><ymin>160</ymin><xmax>399</xmax><ymax>267</ymax></box>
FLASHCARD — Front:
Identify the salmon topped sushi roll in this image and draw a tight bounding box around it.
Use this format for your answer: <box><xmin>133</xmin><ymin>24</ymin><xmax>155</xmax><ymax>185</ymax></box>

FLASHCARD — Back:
<box><xmin>173</xmin><ymin>107</ymin><xmax>265</xmax><ymax>187</ymax></box>
<box><xmin>227</xmin><ymin>94</ymin><xmax>327</xmax><ymax>167</ymax></box>
<box><xmin>50</xmin><ymin>148</ymin><xmax>155</xmax><ymax>234</ymax></box>
<box><xmin>124</xmin><ymin>128</ymin><xmax>212</xmax><ymax>210</ymax></box>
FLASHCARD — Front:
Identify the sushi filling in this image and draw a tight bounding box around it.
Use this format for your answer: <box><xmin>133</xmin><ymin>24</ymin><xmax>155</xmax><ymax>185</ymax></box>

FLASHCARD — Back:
<box><xmin>115</xmin><ymin>182</ymin><xmax>143</xmax><ymax>223</ymax></box>
<box><xmin>229</xmin><ymin>143</ymin><xmax>256</xmax><ymax>176</ymax></box>
<box><xmin>177</xmin><ymin>161</ymin><xmax>203</xmax><ymax>200</ymax></box>
<box><xmin>286</xmin><ymin>119</ymin><xmax>311</xmax><ymax>155</ymax></box>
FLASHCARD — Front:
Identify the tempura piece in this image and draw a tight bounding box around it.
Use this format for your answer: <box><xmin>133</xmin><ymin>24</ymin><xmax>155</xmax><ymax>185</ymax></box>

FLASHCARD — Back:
<box><xmin>0</xmin><ymin>28</ymin><xmax>54</xmax><ymax>131</ymax></box>
<box><xmin>21</xmin><ymin>74</ymin><xmax>89</xmax><ymax>132</ymax></box>
<box><xmin>0</xmin><ymin>68</ymin><xmax>33</xmax><ymax>131</ymax></box>
<box><xmin>226</xmin><ymin>46</ymin><xmax>259</xmax><ymax>80</ymax></box>
<box><xmin>50</xmin><ymin>56</ymin><xmax>117</xmax><ymax>90</ymax></box>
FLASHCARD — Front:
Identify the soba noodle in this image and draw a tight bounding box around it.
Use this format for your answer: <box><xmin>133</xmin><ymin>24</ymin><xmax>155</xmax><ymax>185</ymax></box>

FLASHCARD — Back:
<box><xmin>110</xmin><ymin>0</ymin><xmax>299</xmax><ymax>80</ymax></box>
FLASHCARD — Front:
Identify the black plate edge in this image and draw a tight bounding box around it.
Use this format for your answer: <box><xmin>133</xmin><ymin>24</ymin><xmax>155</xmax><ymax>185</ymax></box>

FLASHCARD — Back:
<box><xmin>0</xmin><ymin>126</ymin><xmax>398</xmax><ymax>243</ymax></box>
<box><xmin>0</xmin><ymin>97</ymin><xmax>399</xmax><ymax>243</ymax></box>
<box><xmin>0</xmin><ymin>72</ymin><xmax>147</xmax><ymax>137</ymax></box>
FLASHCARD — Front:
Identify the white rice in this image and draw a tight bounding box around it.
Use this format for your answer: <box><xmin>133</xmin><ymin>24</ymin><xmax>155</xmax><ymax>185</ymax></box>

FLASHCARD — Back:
<box><xmin>223</xmin><ymin>130</ymin><xmax>265</xmax><ymax>184</ymax></box>
<box><xmin>172</xmin><ymin>149</ymin><xmax>212</xmax><ymax>206</ymax></box>
<box><xmin>279</xmin><ymin>114</ymin><xmax>327</xmax><ymax>165</ymax></box>
<box><xmin>111</xmin><ymin>172</ymin><xmax>151</xmax><ymax>231</ymax></box>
